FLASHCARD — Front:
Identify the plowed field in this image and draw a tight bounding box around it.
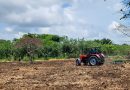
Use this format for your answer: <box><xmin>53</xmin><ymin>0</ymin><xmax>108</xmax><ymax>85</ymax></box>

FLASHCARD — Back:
<box><xmin>0</xmin><ymin>59</ymin><xmax>130</xmax><ymax>90</ymax></box>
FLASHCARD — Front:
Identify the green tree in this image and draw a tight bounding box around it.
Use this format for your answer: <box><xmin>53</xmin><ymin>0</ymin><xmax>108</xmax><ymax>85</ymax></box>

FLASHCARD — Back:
<box><xmin>0</xmin><ymin>40</ymin><xmax>12</xmax><ymax>59</ymax></box>
<box><xmin>94</xmin><ymin>38</ymin><xmax>113</xmax><ymax>45</ymax></box>
<box><xmin>14</xmin><ymin>35</ymin><xmax>42</xmax><ymax>63</ymax></box>
<box><xmin>100</xmin><ymin>38</ymin><xmax>113</xmax><ymax>44</ymax></box>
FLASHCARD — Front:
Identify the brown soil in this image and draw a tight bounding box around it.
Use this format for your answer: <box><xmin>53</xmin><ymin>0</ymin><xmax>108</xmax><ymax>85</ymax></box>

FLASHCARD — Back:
<box><xmin>0</xmin><ymin>59</ymin><xmax>130</xmax><ymax>90</ymax></box>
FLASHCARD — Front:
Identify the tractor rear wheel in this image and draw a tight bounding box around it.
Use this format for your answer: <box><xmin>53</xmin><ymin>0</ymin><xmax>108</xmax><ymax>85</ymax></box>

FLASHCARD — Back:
<box><xmin>76</xmin><ymin>58</ymin><xmax>81</xmax><ymax>66</ymax></box>
<box><xmin>88</xmin><ymin>56</ymin><xmax>98</xmax><ymax>66</ymax></box>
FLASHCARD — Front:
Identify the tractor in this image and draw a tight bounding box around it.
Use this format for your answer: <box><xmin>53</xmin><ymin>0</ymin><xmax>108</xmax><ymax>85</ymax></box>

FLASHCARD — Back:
<box><xmin>76</xmin><ymin>47</ymin><xmax>105</xmax><ymax>66</ymax></box>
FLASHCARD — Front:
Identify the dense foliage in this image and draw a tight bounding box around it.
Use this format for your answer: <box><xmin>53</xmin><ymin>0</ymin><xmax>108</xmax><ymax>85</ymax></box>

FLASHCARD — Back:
<box><xmin>0</xmin><ymin>34</ymin><xmax>130</xmax><ymax>61</ymax></box>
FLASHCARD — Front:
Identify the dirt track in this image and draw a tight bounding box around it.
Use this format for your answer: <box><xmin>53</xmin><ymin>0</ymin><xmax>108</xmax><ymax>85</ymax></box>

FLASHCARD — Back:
<box><xmin>0</xmin><ymin>60</ymin><xmax>130</xmax><ymax>90</ymax></box>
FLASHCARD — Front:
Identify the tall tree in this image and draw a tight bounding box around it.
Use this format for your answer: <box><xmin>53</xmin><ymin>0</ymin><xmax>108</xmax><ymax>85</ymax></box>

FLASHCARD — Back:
<box><xmin>0</xmin><ymin>40</ymin><xmax>12</xmax><ymax>59</ymax></box>
<box><xmin>101</xmin><ymin>38</ymin><xmax>113</xmax><ymax>44</ymax></box>
<box><xmin>15</xmin><ymin>35</ymin><xmax>42</xmax><ymax>63</ymax></box>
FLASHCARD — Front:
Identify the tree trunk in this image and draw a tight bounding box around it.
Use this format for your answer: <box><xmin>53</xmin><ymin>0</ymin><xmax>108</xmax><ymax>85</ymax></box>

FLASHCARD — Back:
<box><xmin>29</xmin><ymin>54</ymin><xmax>34</xmax><ymax>64</ymax></box>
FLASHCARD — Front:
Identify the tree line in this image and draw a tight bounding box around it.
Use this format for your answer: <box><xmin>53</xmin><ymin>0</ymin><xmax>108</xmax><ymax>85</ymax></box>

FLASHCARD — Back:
<box><xmin>0</xmin><ymin>33</ymin><xmax>130</xmax><ymax>62</ymax></box>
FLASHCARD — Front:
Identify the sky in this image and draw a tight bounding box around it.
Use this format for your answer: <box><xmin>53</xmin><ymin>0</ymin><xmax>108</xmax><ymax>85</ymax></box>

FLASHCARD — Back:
<box><xmin>0</xmin><ymin>0</ymin><xmax>128</xmax><ymax>44</ymax></box>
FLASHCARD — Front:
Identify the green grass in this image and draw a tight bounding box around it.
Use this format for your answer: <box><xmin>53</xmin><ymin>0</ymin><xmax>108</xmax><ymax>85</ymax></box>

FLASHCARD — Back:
<box><xmin>0</xmin><ymin>57</ymin><xmax>72</xmax><ymax>63</ymax></box>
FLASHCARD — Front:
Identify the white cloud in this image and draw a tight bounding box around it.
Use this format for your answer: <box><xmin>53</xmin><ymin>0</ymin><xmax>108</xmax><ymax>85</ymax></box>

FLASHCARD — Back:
<box><xmin>0</xmin><ymin>0</ymin><xmax>127</xmax><ymax>44</ymax></box>
<box><xmin>109</xmin><ymin>21</ymin><xmax>120</xmax><ymax>30</ymax></box>
<box><xmin>0</xmin><ymin>0</ymin><xmax>76</xmax><ymax>28</ymax></box>
<box><xmin>5</xmin><ymin>27</ymin><xmax>13</xmax><ymax>32</ymax></box>
<box><xmin>0</xmin><ymin>0</ymin><xmax>85</xmax><ymax>39</ymax></box>
<box><xmin>38</xmin><ymin>27</ymin><xmax>50</xmax><ymax>34</ymax></box>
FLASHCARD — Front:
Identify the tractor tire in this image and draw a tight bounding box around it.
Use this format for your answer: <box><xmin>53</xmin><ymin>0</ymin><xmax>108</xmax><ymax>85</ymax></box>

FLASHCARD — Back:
<box><xmin>88</xmin><ymin>56</ymin><xmax>98</xmax><ymax>66</ymax></box>
<box><xmin>98</xmin><ymin>60</ymin><xmax>105</xmax><ymax>65</ymax></box>
<box><xmin>76</xmin><ymin>58</ymin><xmax>81</xmax><ymax>66</ymax></box>
<box><xmin>98</xmin><ymin>58</ymin><xmax>105</xmax><ymax>65</ymax></box>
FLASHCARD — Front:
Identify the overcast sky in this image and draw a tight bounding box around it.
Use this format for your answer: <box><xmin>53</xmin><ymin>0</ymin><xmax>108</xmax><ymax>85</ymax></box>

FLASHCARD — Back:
<box><xmin>0</xmin><ymin>0</ymin><xmax>128</xmax><ymax>44</ymax></box>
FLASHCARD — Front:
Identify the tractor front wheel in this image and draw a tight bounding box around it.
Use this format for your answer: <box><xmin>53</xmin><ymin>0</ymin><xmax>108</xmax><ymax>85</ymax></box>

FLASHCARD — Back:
<box><xmin>76</xmin><ymin>58</ymin><xmax>81</xmax><ymax>66</ymax></box>
<box><xmin>88</xmin><ymin>56</ymin><xmax>98</xmax><ymax>66</ymax></box>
